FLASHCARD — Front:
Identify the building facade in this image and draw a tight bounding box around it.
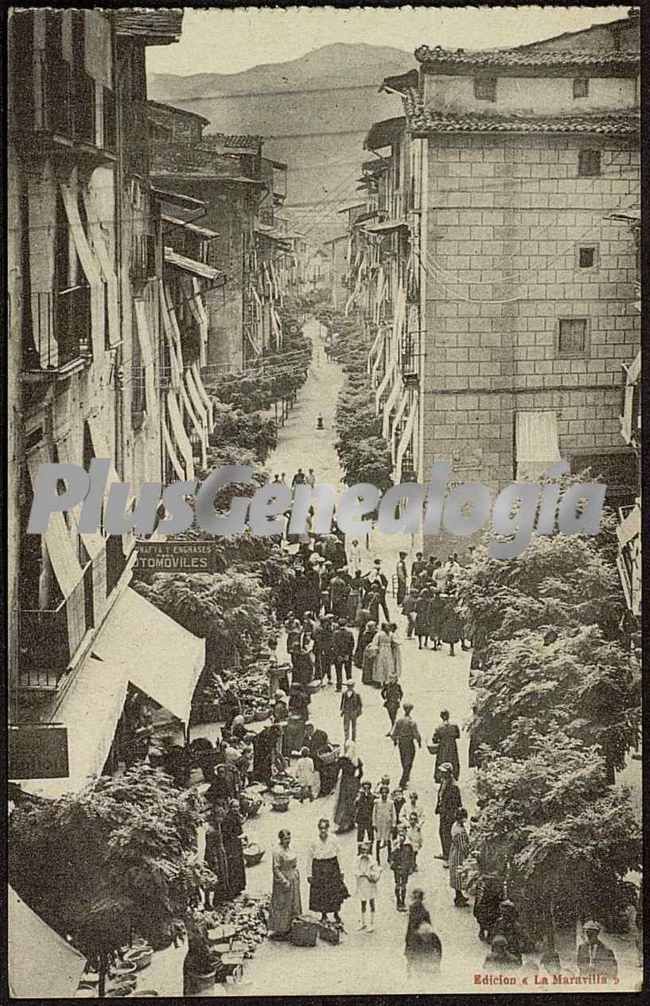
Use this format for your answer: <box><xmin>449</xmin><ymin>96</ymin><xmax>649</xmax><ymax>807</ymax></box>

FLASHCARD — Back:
<box><xmin>347</xmin><ymin>10</ymin><xmax>640</xmax><ymax>552</ymax></box>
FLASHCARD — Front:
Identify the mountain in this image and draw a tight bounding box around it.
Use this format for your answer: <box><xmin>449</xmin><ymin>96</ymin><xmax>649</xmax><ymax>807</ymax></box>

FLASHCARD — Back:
<box><xmin>147</xmin><ymin>43</ymin><xmax>413</xmax><ymax>244</ymax></box>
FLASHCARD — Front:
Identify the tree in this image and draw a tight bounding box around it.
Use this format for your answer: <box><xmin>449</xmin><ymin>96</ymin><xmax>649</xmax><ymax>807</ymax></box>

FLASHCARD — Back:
<box><xmin>134</xmin><ymin>570</ymin><xmax>270</xmax><ymax>669</ymax></box>
<box><xmin>472</xmin><ymin>738</ymin><xmax>641</xmax><ymax>950</ymax></box>
<box><xmin>9</xmin><ymin>766</ymin><xmax>213</xmax><ymax>996</ymax></box>
<box><xmin>339</xmin><ymin>435</ymin><xmax>393</xmax><ymax>493</ymax></box>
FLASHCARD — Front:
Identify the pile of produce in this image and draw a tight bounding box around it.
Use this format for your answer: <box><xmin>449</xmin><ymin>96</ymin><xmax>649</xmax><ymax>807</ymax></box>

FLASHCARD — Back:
<box><xmin>203</xmin><ymin>894</ymin><xmax>270</xmax><ymax>958</ymax></box>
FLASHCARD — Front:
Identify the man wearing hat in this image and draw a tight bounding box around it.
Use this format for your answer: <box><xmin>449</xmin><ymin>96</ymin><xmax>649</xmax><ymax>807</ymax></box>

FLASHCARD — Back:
<box><xmin>332</xmin><ymin>617</ymin><xmax>355</xmax><ymax>692</ymax></box>
<box><xmin>396</xmin><ymin>551</ymin><xmax>409</xmax><ymax>605</ymax></box>
<box><xmin>368</xmin><ymin>559</ymin><xmax>390</xmax><ymax>622</ymax></box>
<box><xmin>434</xmin><ymin>763</ymin><xmax>462</xmax><ymax>864</ymax></box>
<box><xmin>577</xmin><ymin>921</ymin><xmax>618</xmax><ymax>978</ymax></box>
<box><xmin>339</xmin><ymin>679</ymin><xmax>363</xmax><ymax>742</ymax></box>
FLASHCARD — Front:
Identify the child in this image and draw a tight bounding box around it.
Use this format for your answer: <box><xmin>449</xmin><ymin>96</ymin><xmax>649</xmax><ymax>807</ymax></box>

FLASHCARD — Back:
<box><xmin>355</xmin><ymin>841</ymin><xmax>381</xmax><ymax>932</ymax></box>
<box><xmin>401</xmin><ymin>588</ymin><xmax>419</xmax><ymax>639</ymax></box>
<box><xmin>392</xmin><ymin>788</ymin><xmax>406</xmax><ymax>838</ymax></box>
<box><xmin>399</xmin><ymin>790</ymin><xmax>424</xmax><ymax>827</ymax></box>
<box><xmin>406</xmin><ymin>810</ymin><xmax>423</xmax><ymax>871</ymax></box>
<box><xmin>389</xmin><ymin>827</ymin><xmax>415</xmax><ymax>911</ymax></box>
<box><xmin>355</xmin><ymin>780</ymin><xmax>375</xmax><ymax>847</ymax></box>
<box><xmin>372</xmin><ymin>785</ymin><xmax>396</xmax><ymax>865</ymax></box>
<box><xmin>294</xmin><ymin>746</ymin><xmax>315</xmax><ymax>802</ymax></box>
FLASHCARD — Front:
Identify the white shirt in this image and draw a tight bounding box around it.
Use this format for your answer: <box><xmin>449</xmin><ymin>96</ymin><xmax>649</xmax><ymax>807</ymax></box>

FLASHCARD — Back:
<box><xmin>307</xmin><ymin>835</ymin><xmax>341</xmax><ymax>874</ymax></box>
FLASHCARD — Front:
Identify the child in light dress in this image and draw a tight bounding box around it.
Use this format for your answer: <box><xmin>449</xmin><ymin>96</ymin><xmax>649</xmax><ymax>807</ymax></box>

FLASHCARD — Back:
<box><xmin>406</xmin><ymin>810</ymin><xmax>424</xmax><ymax>871</ymax></box>
<box><xmin>294</xmin><ymin>746</ymin><xmax>316</xmax><ymax>801</ymax></box>
<box><xmin>355</xmin><ymin>841</ymin><xmax>382</xmax><ymax>932</ymax></box>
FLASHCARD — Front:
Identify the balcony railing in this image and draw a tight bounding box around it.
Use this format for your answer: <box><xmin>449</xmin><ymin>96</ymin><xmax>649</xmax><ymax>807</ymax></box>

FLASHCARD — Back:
<box><xmin>73</xmin><ymin>69</ymin><xmax>96</xmax><ymax>145</ymax></box>
<box><xmin>25</xmin><ymin>286</ymin><xmax>92</xmax><ymax>374</ymax></box>
<box><xmin>18</xmin><ymin>565</ymin><xmax>92</xmax><ymax>690</ymax></box>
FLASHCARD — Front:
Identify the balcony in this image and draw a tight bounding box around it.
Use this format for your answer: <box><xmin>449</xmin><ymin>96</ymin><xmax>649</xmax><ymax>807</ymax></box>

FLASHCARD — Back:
<box><xmin>23</xmin><ymin>286</ymin><xmax>92</xmax><ymax>380</ymax></box>
<box><xmin>18</xmin><ymin>565</ymin><xmax>92</xmax><ymax>691</ymax></box>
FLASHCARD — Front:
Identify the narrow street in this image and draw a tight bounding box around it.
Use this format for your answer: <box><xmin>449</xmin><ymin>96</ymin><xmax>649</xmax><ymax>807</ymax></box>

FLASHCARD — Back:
<box><xmin>237</xmin><ymin>317</ymin><xmax>482</xmax><ymax>994</ymax></box>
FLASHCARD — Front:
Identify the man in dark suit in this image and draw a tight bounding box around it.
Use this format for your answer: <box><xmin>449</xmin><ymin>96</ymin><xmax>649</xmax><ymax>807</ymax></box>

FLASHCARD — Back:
<box><xmin>577</xmin><ymin>921</ymin><xmax>618</xmax><ymax>978</ymax></box>
<box><xmin>339</xmin><ymin>680</ymin><xmax>363</xmax><ymax>742</ymax></box>
<box><xmin>332</xmin><ymin>617</ymin><xmax>355</xmax><ymax>692</ymax></box>
<box><xmin>434</xmin><ymin>763</ymin><xmax>462</xmax><ymax>863</ymax></box>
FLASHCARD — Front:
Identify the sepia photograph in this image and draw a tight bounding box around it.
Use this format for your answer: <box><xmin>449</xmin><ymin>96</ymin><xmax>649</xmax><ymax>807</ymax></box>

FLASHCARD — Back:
<box><xmin>6</xmin><ymin>4</ymin><xmax>642</xmax><ymax>997</ymax></box>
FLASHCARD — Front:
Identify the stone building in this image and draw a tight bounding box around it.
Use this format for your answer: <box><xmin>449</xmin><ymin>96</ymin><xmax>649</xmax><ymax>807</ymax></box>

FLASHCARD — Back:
<box><xmin>348</xmin><ymin>10</ymin><xmax>640</xmax><ymax>552</ymax></box>
<box><xmin>8</xmin><ymin>9</ymin><xmax>206</xmax><ymax>795</ymax></box>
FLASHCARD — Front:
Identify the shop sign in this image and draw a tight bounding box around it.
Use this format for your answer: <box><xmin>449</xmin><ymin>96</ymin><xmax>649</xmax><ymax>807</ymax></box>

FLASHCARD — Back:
<box><xmin>134</xmin><ymin>539</ymin><xmax>219</xmax><ymax>573</ymax></box>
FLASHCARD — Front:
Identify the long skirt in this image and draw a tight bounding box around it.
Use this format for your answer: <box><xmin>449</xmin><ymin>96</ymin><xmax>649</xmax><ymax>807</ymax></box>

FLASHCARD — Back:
<box><xmin>309</xmin><ymin>856</ymin><xmax>348</xmax><ymax>914</ymax></box>
<box><xmin>316</xmin><ymin>756</ymin><xmax>339</xmax><ymax>796</ymax></box>
<box><xmin>269</xmin><ymin>874</ymin><xmax>302</xmax><ymax>934</ymax></box>
<box><xmin>224</xmin><ymin>838</ymin><xmax>246</xmax><ymax>898</ymax></box>
<box><xmin>333</xmin><ymin>773</ymin><xmax>360</xmax><ymax>832</ymax></box>
<box><xmin>361</xmin><ymin>648</ymin><xmax>375</xmax><ymax>684</ymax></box>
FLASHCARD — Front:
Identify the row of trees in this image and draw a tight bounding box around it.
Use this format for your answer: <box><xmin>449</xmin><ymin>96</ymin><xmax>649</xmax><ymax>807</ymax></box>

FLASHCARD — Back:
<box><xmin>321</xmin><ymin>309</ymin><xmax>393</xmax><ymax>492</ymax></box>
<box><xmin>459</xmin><ymin>484</ymin><xmax>642</xmax><ymax>950</ymax></box>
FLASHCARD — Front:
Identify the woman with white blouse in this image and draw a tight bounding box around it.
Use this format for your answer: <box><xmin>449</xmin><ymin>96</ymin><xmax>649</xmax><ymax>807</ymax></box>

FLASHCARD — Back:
<box><xmin>306</xmin><ymin>818</ymin><xmax>349</xmax><ymax>927</ymax></box>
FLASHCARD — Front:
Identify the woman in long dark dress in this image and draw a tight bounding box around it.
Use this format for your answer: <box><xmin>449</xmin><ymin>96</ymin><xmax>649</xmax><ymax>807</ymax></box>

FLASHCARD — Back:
<box><xmin>415</xmin><ymin>590</ymin><xmax>432</xmax><ymax>649</ymax></box>
<box><xmin>333</xmin><ymin>742</ymin><xmax>363</xmax><ymax>833</ymax></box>
<box><xmin>428</xmin><ymin>588</ymin><xmax>444</xmax><ymax>650</ymax></box>
<box><xmin>307</xmin><ymin>818</ymin><xmax>348</xmax><ymax>925</ymax></box>
<box><xmin>221</xmin><ymin>799</ymin><xmax>246</xmax><ymax>898</ymax></box>
<box><xmin>204</xmin><ymin>807</ymin><xmax>230</xmax><ymax>908</ymax></box>
<box><xmin>354</xmin><ymin>608</ymin><xmax>371</xmax><ymax>668</ymax></box>
<box><xmin>440</xmin><ymin>585</ymin><xmax>463</xmax><ymax>656</ymax></box>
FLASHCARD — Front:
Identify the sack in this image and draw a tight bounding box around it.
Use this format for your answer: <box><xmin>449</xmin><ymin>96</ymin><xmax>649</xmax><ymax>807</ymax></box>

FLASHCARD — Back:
<box><xmin>318</xmin><ymin>921</ymin><xmax>340</xmax><ymax>945</ymax></box>
<box><xmin>289</xmin><ymin>917</ymin><xmax>318</xmax><ymax>947</ymax></box>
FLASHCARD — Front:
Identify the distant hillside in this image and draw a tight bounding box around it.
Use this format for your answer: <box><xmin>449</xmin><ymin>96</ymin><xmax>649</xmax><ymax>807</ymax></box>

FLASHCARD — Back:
<box><xmin>148</xmin><ymin>43</ymin><xmax>412</xmax><ymax>243</ymax></box>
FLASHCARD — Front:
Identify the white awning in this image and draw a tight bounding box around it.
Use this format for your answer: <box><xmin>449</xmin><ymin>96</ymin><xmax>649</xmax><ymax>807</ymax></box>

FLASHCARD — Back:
<box><xmin>391</xmin><ymin>384</ymin><xmax>410</xmax><ymax>463</ymax></box>
<box><xmin>159</xmin><ymin>280</ymin><xmax>182</xmax><ymax>389</ymax></box>
<box><xmin>382</xmin><ymin>369</ymin><xmax>402</xmax><ymax>440</ymax></box>
<box><xmin>627</xmin><ymin>350</ymin><xmax>641</xmax><ymax>384</ymax></box>
<box><xmin>375</xmin><ymin>351</ymin><xmax>396</xmax><ymax>412</ymax></box>
<box><xmin>180</xmin><ymin>375</ymin><xmax>207</xmax><ymax>469</ymax></box>
<box><xmin>191</xmin><ymin>361</ymin><xmax>214</xmax><ymax>430</ymax></box>
<box><xmin>367</xmin><ymin>325</ymin><xmax>383</xmax><ymax>373</ymax></box>
<box><xmin>167</xmin><ymin>390</ymin><xmax>195</xmax><ymax>479</ymax></box>
<box><xmin>185</xmin><ymin>366</ymin><xmax>209</xmax><ymax>435</ymax></box>
<box><xmin>93</xmin><ymin>587</ymin><xmax>204</xmax><ymax>725</ymax></box>
<box><xmin>59</xmin><ymin>182</ymin><xmax>104</xmax><ymax>361</ymax></box>
<box><xmin>9</xmin><ymin>886</ymin><xmax>87</xmax><ymax>998</ymax></box>
<box><xmin>394</xmin><ymin>394</ymin><xmax>417</xmax><ymax>483</ymax></box>
<box><xmin>83</xmin><ymin>187</ymin><xmax>120</xmax><ymax>347</ymax></box>
<box><xmin>515</xmin><ymin>411</ymin><xmax>561</xmax><ymax>480</ymax></box>
<box><xmin>163</xmin><ymin>419</ymin><xmax>185</xmax><ymax>480</ymax></box>
<box><xmin>19</xmin><ymin>646</ymin><xmax>130</xmax><ymax>798</ymax></box>
<box><xmin>617</xmin><ymin>503</ymin><xmax>641</xmax><ymax>547</ymax></box>
<box><xmin>164</xmin><ymin>248</ymin><xmax>224</xmax><ymax>283</ymax></box>
<box><xmin>134</xmin><ymin>299</ymin><xmax>157</xmax><ymax>416</ymax></box>
<box><xmin>87</xmin><ymin>415</ymin><xmax>133</xmax><ymax>555</ymax></box>
<box><xmin>56</xmin><ymin>436</ymin><xmax>105</xmax><ymax>561</ymax></box>
<box><xmin>27</xmin><ymin>447</ymin><xmax>84</xmax><ymax>597</ymax></box>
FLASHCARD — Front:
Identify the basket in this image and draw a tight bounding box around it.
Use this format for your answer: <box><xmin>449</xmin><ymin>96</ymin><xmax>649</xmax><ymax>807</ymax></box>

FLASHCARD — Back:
<box><xmin>318</xmin><ymin>921</ymin><xmax>340</xmax><ymax>945</ymax></box>
<box><xmin>271</xmin><ymin>796</ymin><xmax>290</xmax><ymax>812</ymax></box>
<box><xmin>318</xmin><ymin>746</ymin><xmax>340</xmax><ymax>766</ymax></box>
<box><xmin>427</xmin><ymin>743</ymin><xmax>439</xmax><ymax>756</ymax></box>
<box><xmin>289</xmin><ymin>917</ymin><xmax>319</xmax><ymax>947</ymax></box>
<box><xmin>243</xmin><ymin>844</ymin><xmax>265</xmax><ymax>866</ymax></box>
<box><xmin>255</xmin><ymin>708</ymin><xmax>271</xmax><ymax>722</ymax></box>
<box><xmin>306</xmin><ymin>680</ymin><xmax>321</xmax><ymax>694</ymax></box>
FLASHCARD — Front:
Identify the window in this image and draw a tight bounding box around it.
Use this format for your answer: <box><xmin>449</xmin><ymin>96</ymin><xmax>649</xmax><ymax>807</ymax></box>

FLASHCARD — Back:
<box><xmin>578</xmin><ymin>149</ymin><xmax>601</xmax><ymax>177</ymax></box>
<box><xmin>558</xmin><ymin>318</ymin><xmax>589</xmax><ymax>357</ymax></box>
<box><xmin>577</xmin><ymin>244</ymin><xmax>599</xmax><ymax>269</ymax></box>
<box><xmin>573</xmin><ymin>78</ymin><xmax>589</xmax><ymax>99</ymax></box>
<box><xmin>474</xmin><ymin>76</ymin><xmax>497</xmax><ymax>102</ymax></box>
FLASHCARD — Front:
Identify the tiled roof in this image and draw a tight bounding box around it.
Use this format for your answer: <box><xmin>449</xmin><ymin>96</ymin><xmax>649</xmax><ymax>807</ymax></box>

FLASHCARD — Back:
<box><xmin>364</xmin><ymin>116</ymin><xmax>405</xmax><ymax>150</ymax></box>
<box><xmin>113</xmin><ymin>10</ymin><xmax>183</xmax><ymax>43</ymax></box>
<box><xmin>147</xmin><ymin>100</ymin><xmax>210</xmax><ymax>126</ymax></box>
<box><xmin>205</xmin><ymin>133</ymin><xmax>264</xmax><ymax>151</ymax></box>
<box><xmin>404</xmin><ymin>90</ymin><xmax>640</xmax><ymax>136</ymax></box>
<box><xmin>413</xmin><ymin>45</ymin><xmax>639</xmax><ymax>70</ymax></box>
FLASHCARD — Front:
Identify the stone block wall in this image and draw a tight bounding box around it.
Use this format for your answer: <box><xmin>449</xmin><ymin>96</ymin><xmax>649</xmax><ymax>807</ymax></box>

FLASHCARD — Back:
<box><xmin>422</xmin><ymin>131</ymin><xmax>640</xmax><ymax>494</ymax></box>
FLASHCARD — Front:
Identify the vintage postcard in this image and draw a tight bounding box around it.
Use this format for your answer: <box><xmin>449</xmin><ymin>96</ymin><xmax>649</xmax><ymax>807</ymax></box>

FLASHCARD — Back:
<box><xmin>7</xmin><ymin>5</ymin><xmax>642</xmax><ymax>997</ymax></box>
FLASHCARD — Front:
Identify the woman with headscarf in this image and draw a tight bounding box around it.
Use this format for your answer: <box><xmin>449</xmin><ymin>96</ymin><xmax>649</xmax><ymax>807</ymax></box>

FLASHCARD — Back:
<box><xmin>307</xmin><ymin>818</ymin><xmax>348</xmax><ymax>927</ymax></box>
<box><xmin>269</xmin><ymin>829</ymin><xmax>302</xmax><ymax>940</ymax></box>
<box><xmin>360</xmin><ymin>621</ymin><xmax>378</xmax><ymax>684</ymax></box>
<box><xmin>333</xmin><ymin>741</ymin><xmax>364</xmax><ymax>834</ymax></box>
<box><xmin>221</xmin><ymin>798</ymin><xmax>246</xmax><ymax>898</ymax></box>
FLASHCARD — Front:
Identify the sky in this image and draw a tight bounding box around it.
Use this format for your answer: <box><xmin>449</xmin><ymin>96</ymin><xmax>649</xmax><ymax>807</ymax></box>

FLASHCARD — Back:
<box><xmin>146</xmin><ymin>6</ymin><xmax>633</xmax><ymax>77</ymax></box>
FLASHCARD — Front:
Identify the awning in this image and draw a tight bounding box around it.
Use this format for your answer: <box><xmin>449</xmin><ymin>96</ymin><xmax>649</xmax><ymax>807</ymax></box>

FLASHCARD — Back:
<box><xmin>164</xmin><ymin>419</ymin><xmax>185</xmax><ymax>480</ymax></box>
<box><xmin>19</xmin><ymin>645</ymin><xmax>130</xmax><ymax>798</ymax></box>
<box><xmin>191</xmin><ymin>361</ymin><xmax>214</xmax><ymax>430</ymax></box>
<box><xmin>134</xmin><ymin>299</ymin><xmax>157</xmax><ymax>416</ymax></box>
<box><xmin>337</xmin><ymin>201</ymin><xmax>366</xmax><ymax>215</ymax></box>
<box><xmin>391</xmin><ymin>384</ymin><xmax>410</xmax><ymax>463</ymax></box>
<box><xmin>27</xmin><ymin>447</ymin><xmax>84</xmax><ymax>596</ymax></box>
<box><xmin>161</xmin><ymin>213</ymin><xmax>219</xmax><ymax>239</ymax></box>
<box><xmin>56</xmin><ymin>437</ymin><xmax>105</xmax><ymax>562</ymax></box>
<box><xmin>160</xmin><ymin>281</ymin><xmax>182</xmax><ymax>389</ymax></box>
<box><xmin>59</xmin><ymin>182</ymin><xmax>104</xmax><ymax>360</ymax></box>
<box><xmin>167</xmin><ymin>390</ymin><xmax>195</xmax><ymax>479</ymax></box>
<box><xmin>394</xmin><ymin>394</ymin><xmax>418</xmax><ymax>483</ymax></box>
<box><xmin>617</xmin><ymin>503</ymin><xmax>641</xmax><ymax>548</ymax></box>
<box><xmin>185</xmin><ymin>366</ymin><xmax>209</xmax><ymax>437</ymax></box>
<box><xmin>180</xmin><ymin>375</ymin><xmax>207</xmax><ymax>469</ymax></box>
<box><xmin>9</xmin><ymin>886</ymin><xmax>87</xmax><ymax>998</ymax></box>
<box><xmin>363</xmin><ymin>219</ymin><xmax>409</xmax><ymax>234</ymax></box>
<box><xmin>515</xmin><ymin>411</ymin><xmax>561</xmax><ymax>480</ymax></box>
<box><xmin>93</xmin><ymin>587</ymin><xmax>204</xmax><ymax>726</ymax></box>
<box><xmin>375</xmin><ymin>351</ymin><xmax>396</xmax><ymax>411</ymax></box>
<box><xmin>87</xmin><ymin>415</ymin><xmax>133</xmax><ymax>556</ymax></box>
<box><xmin>83</xmin><ymin>188</ymin><xmax>120</xmax><ymax>347</ymax></box>
<box><xmin>382</xmin><ymin>369</ymin><xmax>403</xmax><ymax>440</ymax></box>
<box><xmin>627</xmin><ymin>350</ymin><xmax>641</xmax><ymax>384</ymax></box>
<box><xmin>164</xmin><ymin>248</ymin><xmax>225</xmax><ymax>283</ymax></box>
<box><xmin>151</xmin><ymin>187</ymin><xmax>206</xmax><ymax>212</ymax></box>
